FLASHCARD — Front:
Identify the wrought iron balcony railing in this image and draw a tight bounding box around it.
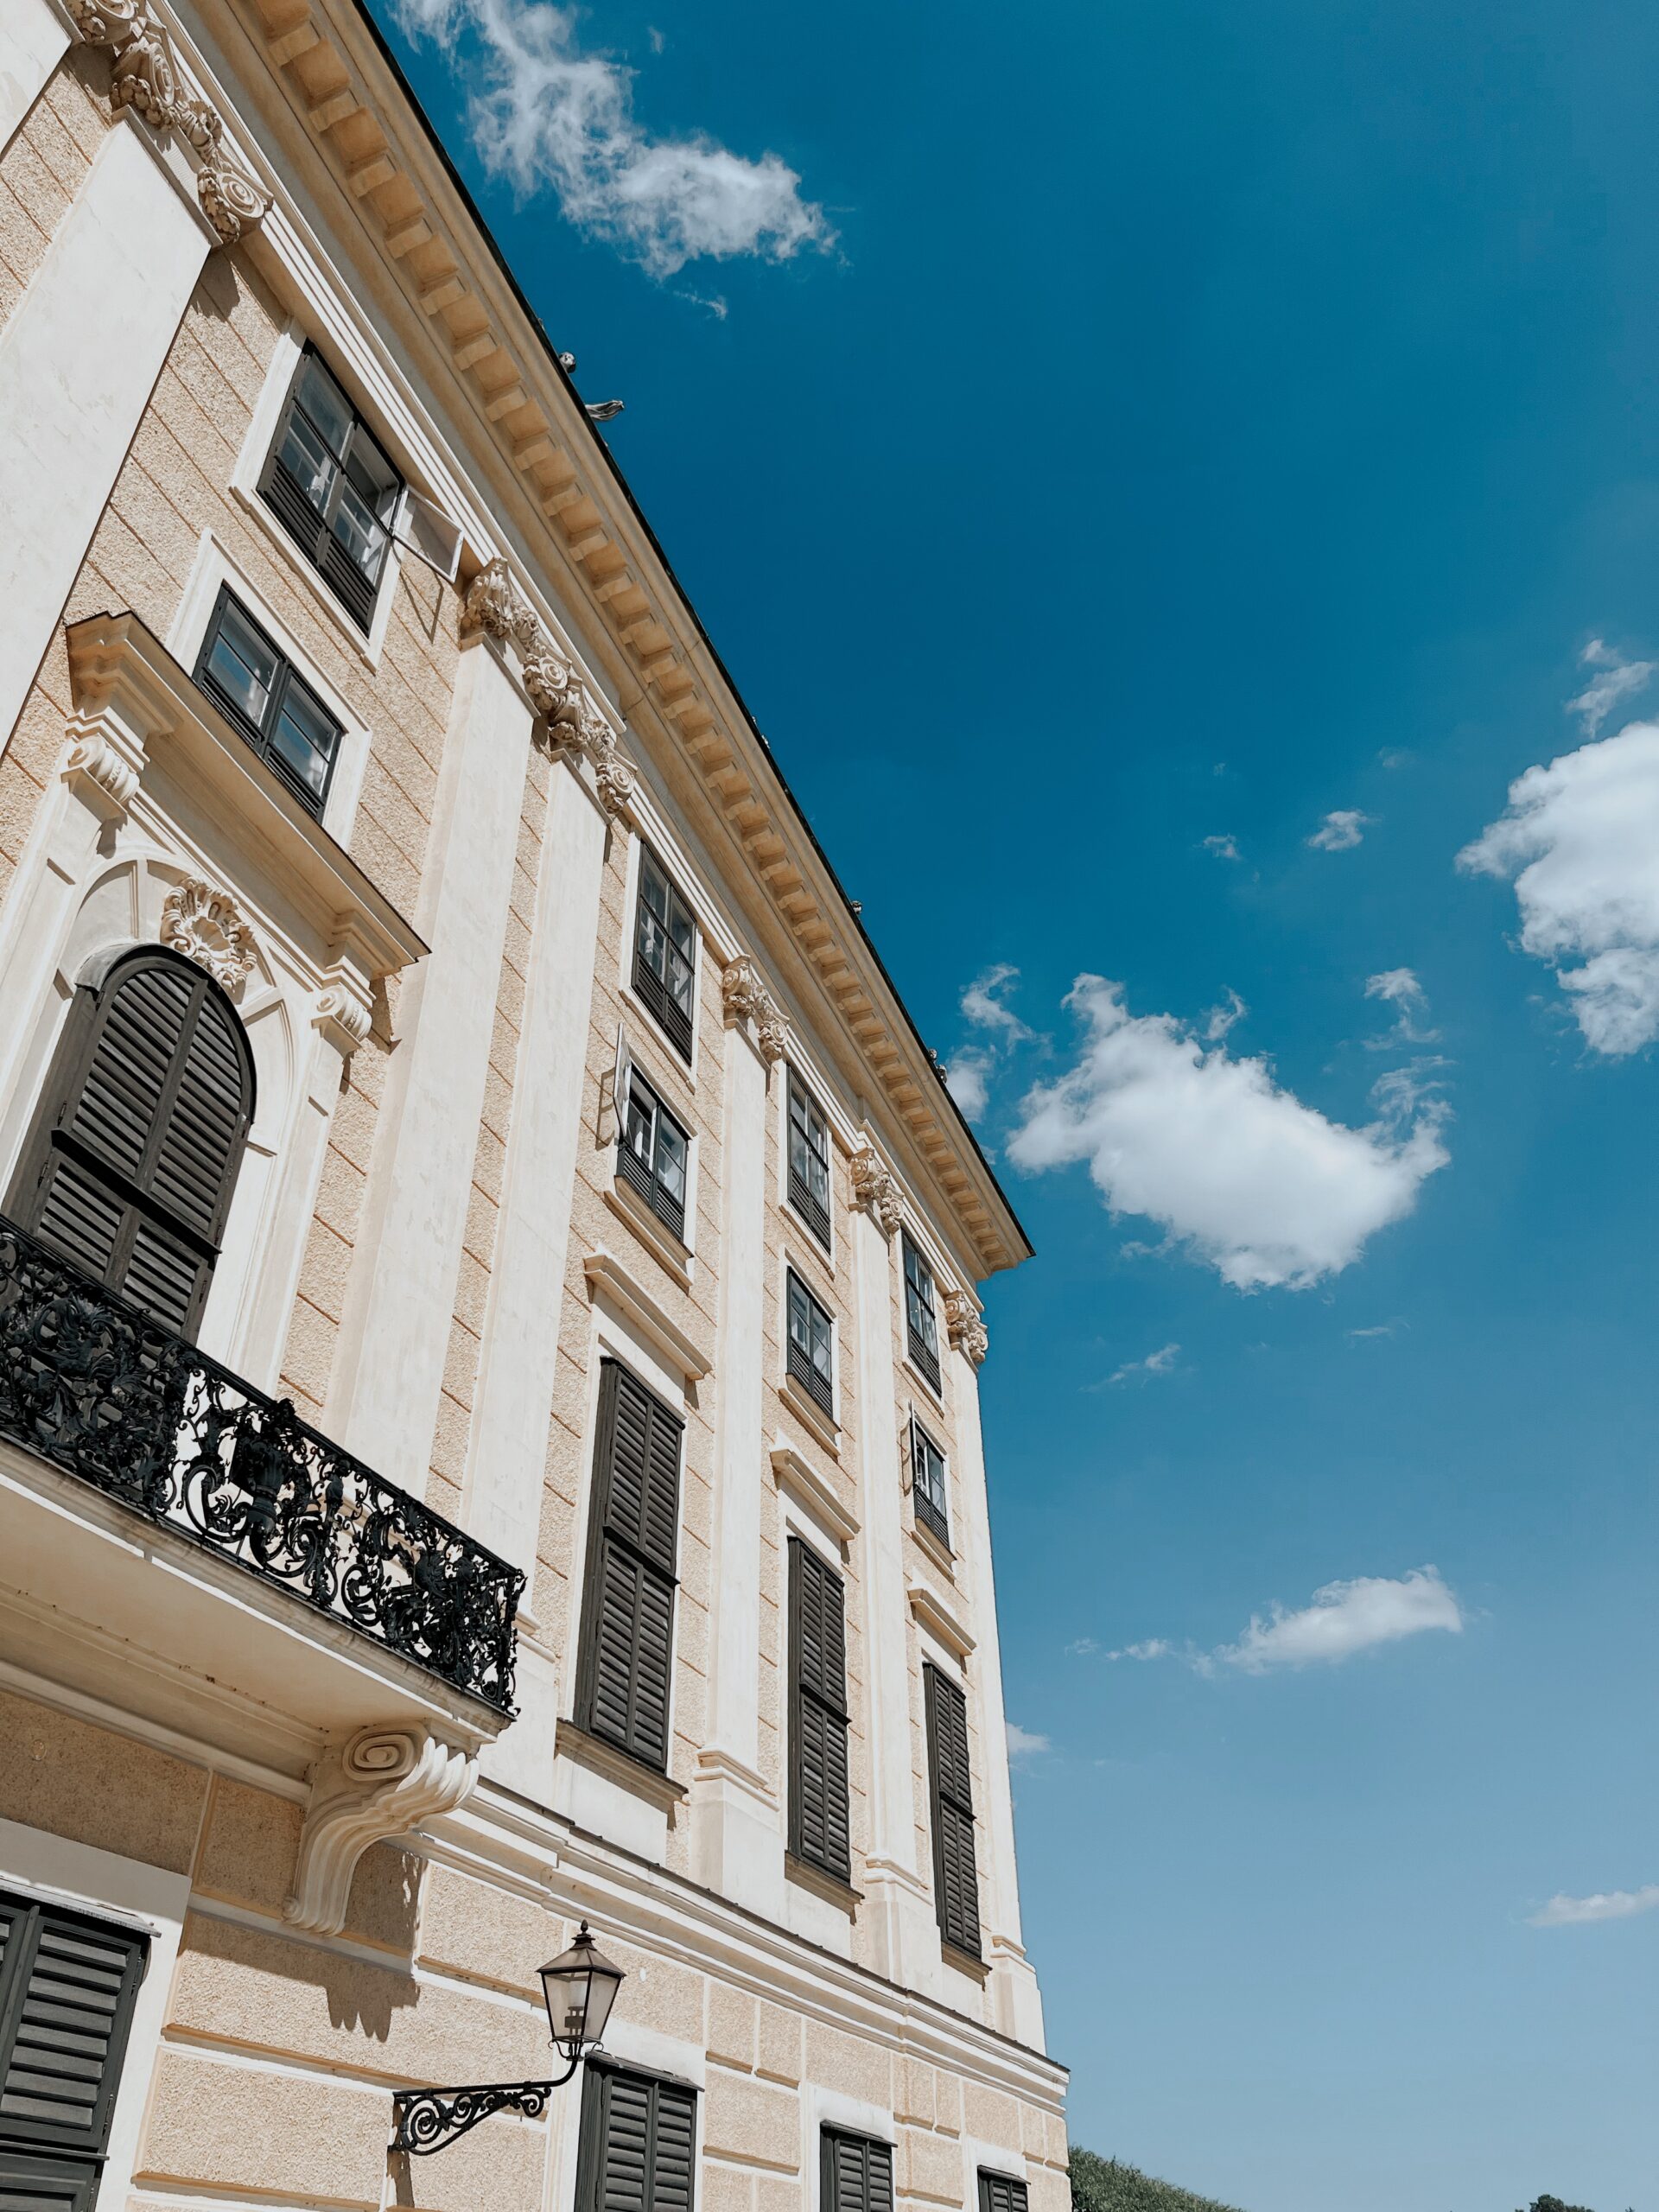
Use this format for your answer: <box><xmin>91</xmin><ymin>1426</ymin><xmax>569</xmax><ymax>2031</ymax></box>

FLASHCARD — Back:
<box><xmin>0</xmin><ymin>1217</ymin><xmax>521</xmax><ymax>1711</ymax></box>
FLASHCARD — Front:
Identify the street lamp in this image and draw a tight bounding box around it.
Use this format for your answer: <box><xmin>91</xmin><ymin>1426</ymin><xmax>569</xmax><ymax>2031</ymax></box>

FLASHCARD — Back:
<box><xmin>391</xmin><ymin>1923</ymin><xmax>625</xmax><ymax>2156</ymax></box>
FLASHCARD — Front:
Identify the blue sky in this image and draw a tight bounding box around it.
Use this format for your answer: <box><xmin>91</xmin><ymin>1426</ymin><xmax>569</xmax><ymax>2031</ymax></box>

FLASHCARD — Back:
<box><xmin>368</xmin><ymin>3</ymin><xmax>1658</xmax><ymax>2203</ymax></box>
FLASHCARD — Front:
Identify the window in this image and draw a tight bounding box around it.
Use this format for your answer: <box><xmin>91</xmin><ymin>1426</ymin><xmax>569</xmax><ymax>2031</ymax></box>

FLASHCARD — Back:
<box><xmin>910</xmin><ymin>1418</ymin><xmax>950</xmax><ymax>1549</ymax></box>
<box><xmin>902</xmin><ymin>1234</ymin><xmax>941</xmax><ymax>1391</ymax></box>
<box><xmin>632</xmin><ymin>849</ymin><xmax>696</xmax><ymax>1060</ymax></box>
<box><xmin>978</xmin><ymin>2175</ymin><xmax>1030</xmax><ymax>2212</ymax></box>
<box><xmin>575</xmin><ymin>2064</ymin><xmax>696</xmax><ymax>2212</ymax></box>
<box><xmin>924</xmin><ymin>1663</ymin><xmax>981</xmax><ymax>1958</ymax></box>
<box><xmin>786</xmin><ymin>1072</ymin><xmax>830</xmax><ymax>1248</ymax></box>
<box><xmin>193</xmin><ymin>588</ymin><xmax>341</xmax><ymax>817</ymax></box>
<box><xmin>821</xmin><ymin>2131</ymin><xmax>893</xmax><ymax>2212</ymax></box>
<box><xmin>788</xmin><ymin>1536</ymin><xmax>850</xmax><ymax>1881</ymax></box>
<box><xmin>575</xmin><ymin>1360</ymin><xmax>683</xmax><ymax>1771</ymax></box>
<box><xmin>617</xmin><ymin>1065</ymin><xmax>690</xmax><ymax>1242</ymax></box>
<box><xmin>4</xmin><ymin>947</ymin><xmax>255</xmax><ymax>1337</ymax></box>
<box><xmin>259</xmin><ymin>346</ymin><xmax>402</xmax><ymax>630</ymax></box>
<box><xmin>785</xmin><ymin>1269</ymin><xmax>835</xmax><ymax>1417</ymax></box>
<box><xmin>0</xmin><ymin>1885</ymin><xmax>149</xmax><ymax>2212</ymax></box>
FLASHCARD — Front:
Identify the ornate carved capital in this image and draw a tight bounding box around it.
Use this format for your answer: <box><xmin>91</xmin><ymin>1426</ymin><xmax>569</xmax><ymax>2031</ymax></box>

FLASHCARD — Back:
<box><xmin>61</xmin><ymin>711</ymin><xmax>147</xmax><ymax>824</ymax></box>
<box><xmin>70</xmin><ymin>0</ymin><xmax>271</xmax><ymax>244</ymax></box>
<box><xmin>850</xmin><ymin>1142</ymin><xmax>904</xmax><ymax>1238</ymax></box>
<box><xmin>721</xmin><ymin>956</ymin><xmax>787</xmax><ymax>1064</ymax></box>
<box><xmin>286</xmin><ymin>1723</ymin><xmax>475</xmax><ymax>1936</ymax></box>
<box><xmin>944</xmin><ymin>1288</ymin><xmax>988</xmax><ymax>1366</ymax></box>
<box><xmin>161</xmin><ymin>877</ymin><xmax>257</xmax><ymax>990</ymax></box>
<box><xmin>313</xmin><ymin>971</ymin><xmax>373</xmax><ymax>1058</ymax></box>
<box><xmin>460</xmin><ymin>556</ymin><xmax>522</xmax><ymax>643</ymax></box>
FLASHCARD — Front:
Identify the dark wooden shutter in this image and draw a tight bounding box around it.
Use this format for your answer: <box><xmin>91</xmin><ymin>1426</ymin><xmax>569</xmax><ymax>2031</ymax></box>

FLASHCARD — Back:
<box><xmin>575</xmin><ymin>2064</ymin><xmax>696</xmax><ymax>2212</ymax></box>
<box><xmin>925</xmin><ymin>1664</ymin><xmax>982</xmax><ymax>1957</ymax></box>
<box><xmin>576</xmin><ymin>1362</ymin><xmax>683</xmax><ymax>1770</ymax></box>
<box><xmin>822</xmin><ymin>2130</ymin><xmax>893</xmax><ymax>2212</ymax></box>
<box><xmin>7</xmin><ymin>950</ymin><xmax>254</xmax><ymax>1338</ymax></box>
<box><xmin>789</xmin><ymin>1537</ymin><xmax>851</xmax><ymax>1880</ymax></box>
<box><xmin>978</xmin><ymin>2173</ymin><xmax>1029</xmax><ymax>2212</ymax></box>
<box><xmin>0</xmin><ymin>1888</ymin><xmax>148</xmax><ymax>2212</ymax></box>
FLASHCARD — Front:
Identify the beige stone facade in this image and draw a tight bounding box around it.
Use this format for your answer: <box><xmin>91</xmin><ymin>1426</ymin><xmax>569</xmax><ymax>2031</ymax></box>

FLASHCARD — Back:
<box><xmin>0</xmin><ymin>9</ymin><xmax>1066</xmax><ymax>2212</ymax></box>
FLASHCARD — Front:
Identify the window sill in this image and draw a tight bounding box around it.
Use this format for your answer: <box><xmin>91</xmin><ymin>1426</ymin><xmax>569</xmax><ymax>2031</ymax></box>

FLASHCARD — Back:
<box><xmin>604</xmin><ymin>1176</ymin><xmax>693</xmax><ymax>1290</ymax></box>
<box><xmin>785</xmin><ymin>1852</ymin><xmax>861</xmax><ymax>1916</ymax></box>
<box><xmin>910</xmin><ymin>1514</ymin><xmax>956</xmax><ymax>1580</ymax></box>
<box><xmin>941</xmin><ymin>1938</ymin><xmax>989</xmax><ymax>1984</ymax></box>
<box><xmin>779</xmin><ymin>1370</ymin><xmax>839</xmax><ymax>1454</ymax></box>
<box><xmin>556</xmin><ymin>1719</ymin><xmax>686</xmax><ymax>1810</ymax></box>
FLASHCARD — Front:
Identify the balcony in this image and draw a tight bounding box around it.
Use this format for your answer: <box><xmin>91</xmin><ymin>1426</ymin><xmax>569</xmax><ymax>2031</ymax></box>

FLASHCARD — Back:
<box><xmin>0</xmin><ymin>1217</ymin><xmax>521</xmax><ymax>1760</ymax></box>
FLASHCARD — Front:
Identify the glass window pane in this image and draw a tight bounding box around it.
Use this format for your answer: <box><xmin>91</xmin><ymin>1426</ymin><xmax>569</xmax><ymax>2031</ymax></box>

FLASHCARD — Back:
<box><xmin>626</xmin><ymin>1080</ymin><xmax>655</xmax><ymax>1164</ymax></box>
<box><xmin>665</xmin><ymin>887</ymin><xmax>695</xmax><ymax>962</ymax></box>
<box><xmin>331</xmin><ymin>480</ymin><xmax>389</xmax><ymax>582</ymax></box>
<box><xmin>271</xmin><ymin>683</ymin><xmax>338</xmax><ymax>802</ymax></box>
<box><xmin>665</xmin><ymin>943</ymin><xmax>694</xmax><ymax>1015</ymax></box>
<box><xmin>344</xmin><ymin>429</ymin><xmax>400</xmax><ymax>524</ymax></box>
<box><xmin>278</xmin><ymin>407</ymin><xmax>338</xmax><ymax>515</ymax></box>
<box><xmin>295</xmin><ymin>355</ymin><xmax>354</xmax><ymax>459</ymax></box>
<box><xmin>206</xmin><ymin>602</ymin><xmax>278</xmax><ymax>728</ymax></box>
<box><xmin>654</xmin><ymin>1116</ymin><xmax>687</xmax><ymax>1205</ymax></box>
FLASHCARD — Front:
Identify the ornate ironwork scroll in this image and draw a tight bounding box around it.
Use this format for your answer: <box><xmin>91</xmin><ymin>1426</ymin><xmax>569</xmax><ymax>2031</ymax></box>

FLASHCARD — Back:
<box><xmin>391</xmin><ymin>2068</ymin><xmax>577</xmax><ymax>2155</ymax></box>
<box><xmin>0</xmin><ymin>1216</ymin><xmax>522</xmax><ymax>1710</ymax></box>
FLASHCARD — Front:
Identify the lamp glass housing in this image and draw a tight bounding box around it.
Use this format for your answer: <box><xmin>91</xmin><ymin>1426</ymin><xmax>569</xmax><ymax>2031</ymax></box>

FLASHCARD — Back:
<box><xmin>537</xmin><ymin>1923</ymin><xmax>623</xmax><ymax>2058</ymax></box>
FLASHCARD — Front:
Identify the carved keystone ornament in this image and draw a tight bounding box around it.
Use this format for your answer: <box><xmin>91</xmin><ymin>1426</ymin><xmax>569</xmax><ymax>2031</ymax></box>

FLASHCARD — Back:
<box><xmin>160</xmin><ymin>877</ymin><xmax>257</xmax><ymax>990</ymax></box>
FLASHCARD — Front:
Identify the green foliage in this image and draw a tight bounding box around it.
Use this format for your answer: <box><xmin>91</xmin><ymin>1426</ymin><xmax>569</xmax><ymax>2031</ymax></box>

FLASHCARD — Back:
<box><xmin>1069</xmin><ymin>2144</ymin><xmax>1245</xmax><ymax>2212</ymax></box>
<box><xmin>1516</xmin><ymin>2198</ymin><xmax>1596</xmax><ymax>2212</ymax></box>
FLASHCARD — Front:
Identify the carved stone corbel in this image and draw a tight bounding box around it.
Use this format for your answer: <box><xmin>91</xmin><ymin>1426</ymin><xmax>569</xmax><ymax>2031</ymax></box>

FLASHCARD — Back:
<box><xmin>944</xmin><ymin>1287</ymin><xmax>989</xmax><ymax>1367</ymax></box>
<box><xmin>721</xmin><ymin>956</ymin><xmax>787</xmax><ymax>1065</ymax></box>
<box><xmin>285</xmin><ymin>1722</ymin><xmax>476</xmax><ymax>1936</ymax></box>
<box><xmin>850</xmin><ymin>1141</ymin><xmax>904</xmax><ymax>1238</ymax></box>
<box><xmin>460</xmin><ymin>556</ymin><xmax>522</xmax><ymax>643</ymax></box>
<box><xmin>61</xmin><ymin>711</ymin><xmax>148</xmax><ymax>825</ymax></box>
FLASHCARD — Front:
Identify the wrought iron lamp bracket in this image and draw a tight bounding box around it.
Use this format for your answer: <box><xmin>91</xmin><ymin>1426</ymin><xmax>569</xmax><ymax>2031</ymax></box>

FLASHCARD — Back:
<box><xmin>391</xmin><ymin>2055</ymin><xmax>585</xmax><ymax>2156</ymax></box>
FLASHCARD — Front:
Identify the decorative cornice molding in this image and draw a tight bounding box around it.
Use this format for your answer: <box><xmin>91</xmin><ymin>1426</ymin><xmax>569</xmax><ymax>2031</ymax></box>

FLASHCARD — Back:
<box><xmin>944</xmin><ymin>1289</ymin><xmax>988</xmax><ymax>1368</ymax></box>
<box><xmin>71</xmin><ymin>0</ymin><xmax>271</xmax><ymax>244</ymax></box>
<box><xmin>463</xmin><ymin>557</ymin><xmax>636</xmax><ymax>822</ymax></box>
<box><xmin>286</xmin><ymin>1722</ymin><xmax>475</xmax><ymax>1936</ymax></box>
<box><xmin>850</xmin><ymin>1141</ymin><xmax>904</xmax><ymax>1239</ymax></box>
<box><xmin>721</xmin><ymin>956</ymin><xmax>788</xmax><ymax>1065</ymax></box>
<box><xmin>160</xmin><ymin>876</ymin><xmax>257</xmax><ymax>990</ymax></box>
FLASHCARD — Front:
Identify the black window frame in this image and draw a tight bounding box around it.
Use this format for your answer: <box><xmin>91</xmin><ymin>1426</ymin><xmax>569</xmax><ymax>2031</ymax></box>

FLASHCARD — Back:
<box><xmin>192</xmin><ymin>586</ymin><xmax>343</xmax><ymax>818</ymax></box>
<box><xmin>257</xmin><ymin>342</ymin><xmax>403</xmax><ymax>632</ymax></box>
<box><xmin>910</xmin><ymin>1417</ymin><xmax>950</xmax><ymax>1550</ymax></box>
<box><xmin>3</xmin><ymin>944</ymin><xmax>256</xmax><ymax>1338</ymax></box>
<box><xmin>901</xmin><ymin>1233</ymin><xmax>942</xmax><ymax>1392</ymax></box>
<box><xmin>0</xmin><ymin>1884</ymin><xmax>149</xmax><ymax>2212</ymax></box>
<box><xmin>631</xmin><ymin>848</ymin><xmax>696</xmax><ymax>1061</ymax></box>
<box><xmin>574</xmin><ymin>2059</ymin><xmax>698</xmax><ymax>2212</ymax></box>
<box><xmin>785</xmin><ymin>1268</ymin><xmax>836</xmax><ymax>1418</ymax></box>
<box><xmin>574</xmin><ymin>1359</ymin><xmax>683</xmax><ymax>1774</ymax></box>
<box><xmin>617</xmin><ymin>1063</ymin><xmax>690</xmax><ymax>1243</ymax></box>
<box><xmin>786</xmin><ymin>1071</ymin><xmax>831</xmax><ymax>1249</ymax></box>
<box><xmin>978</xmin><ymin>2173</ymin><xmax>1030</xmax><ymax>2212</ymax></box>
<box><xmin>788</xmin><ymin>1535</ymin><xmax>852</xmax><ymax>1882</ymax></box>
<box><xmin>821</xmin><ymin>2129</ymin><xmax>894</xmax><ymax>2212</ymax></box>
<box><xmin>924</xmin><ymin>1662</ymin><xmax>982</xmax><ymax>1959</ymax></box>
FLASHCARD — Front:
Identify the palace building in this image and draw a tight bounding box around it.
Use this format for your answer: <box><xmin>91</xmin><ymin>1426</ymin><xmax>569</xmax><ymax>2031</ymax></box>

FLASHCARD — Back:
<box><xmin>0</xmin><ymin>10</ymin><xmax>1068</xmax><ymax>2212</ymax></box>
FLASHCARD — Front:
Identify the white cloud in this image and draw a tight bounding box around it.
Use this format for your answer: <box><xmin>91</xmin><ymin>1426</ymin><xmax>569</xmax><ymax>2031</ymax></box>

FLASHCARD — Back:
<box><xmin>1005</xmin><ymin>1722</ymin><xmax>1051</xmax><ymax>1764</ymax></box>
<box><xmin>1459</xmin><ymin>719</ymin><xmax>1659</xmax><ymax>1056</ymax></box>
<box><xmin>1202</xmin><ymin>833</ymin><xmax>1242</xmax><ymax>861</ymax></box>
<box><xmin>1207</xmin><ymin>1566</ymin><xmax>1462</xmax><ymax>1673</ymax></box>
<box><xmin>946</xmin><ymin>965</ymin><xmax>1036</xmax><ymax>1120</ymax></box>
<box><xmin>1307</xmin><ymin>809</ymin><xmax>1372</xmax><ymax>852</ymax></box>
<box><xmin>1345</xmin><ymin>1319</ymin><xmax>1403</xmax><ymax>1341</ymax></box>
<box><xmin>1100</xmin><ymin>1342</ymin><xmax>1180</xmax><ymax>1388</ymax></box>
<box><xmin>945</xmin><ymin>1052</ymin><xmax>992</xmax><ymax>1120</ymax></box>
<box><xmin>390</xmin><ymin>0</ymin><xmax>831</xmax><ymax>277</ymax></box>
<box><xmin>1103</xmin><ymin>1637</ymin><xmax>1173</xmax><ymax>1662</ymax></box>
<box><xmin>1364</xmin><ymin>968</ymin><xmax>1439</xmax><ymax>1047</ymax></box>
<box><xmin>1567</xmin><ymin>638</ymin><xmax>1656</xmax><ymax>736</ymax></box>
<box><xmin>1005</xmin><ymin>976</ymin><xmax>1449</xmax><ymax>1290</ymax></box>
<box><xmin>961</xmin><ymin>963</ymin><xmax>1033</xmax><ymax>1041</ymax></box>
<box><xmin>1377</xmin><ymin>747</ymin><xmax>1414</xmax><ymax>770</ymax></box>
<box><xmin>1204</xmin><ymin>988</ymin><xmax>1247</xmax><ymax>1043</ymax></box>
<box><xmin>1065</xmin><ymin>1637</ymin><xmax>1101</xmax><ymax>1657</ymax></box>
<box><xmin>1529</xmin><ymin>1885</ymin><xmax>1659</xmax><ymax>1928</ymax></box>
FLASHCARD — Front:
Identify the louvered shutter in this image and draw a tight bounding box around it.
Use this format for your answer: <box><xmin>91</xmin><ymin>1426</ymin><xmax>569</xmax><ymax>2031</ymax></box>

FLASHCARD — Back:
<box><xmin>9</xmin><ymin>951</ymin><xmax>254</xmax><ymax>1338</ymax></box>
<box><xmin>577</xmin><ymin>1363</ymin><xmax>683</xmax><ymax>1770</ymax></box>
<box><xmin>977</xmin><ymin>2173</ymin><xmax>1029</xmax><ymax>2212</ymax></box>
<box><xmin>924</xmin><ymin>1664</ymin><xmax>982</xmax><ymax>1957</ymax></box>
<box><xmin>789</xmin><ymin>1538</ymin><xmax>851</xmax><ymax>1880</ymax></box>
<box><xmin>0</xmin><ymin>1889</ymin><xmax>148</xmax><ymax>2212</ymax></box>
<box><xmin>576</xmin><ymin>2066</ymin><xmax>696</xmax><ymax>2212</ymax></box>
<box><xmin>822</xmin><ymin>2130</ymin><xmax>893</xmax><ymax>2212</ymax></box>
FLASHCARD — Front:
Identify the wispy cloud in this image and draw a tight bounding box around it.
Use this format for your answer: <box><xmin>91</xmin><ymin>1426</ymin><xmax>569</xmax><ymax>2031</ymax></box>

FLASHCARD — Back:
<box><xmin>1202</xmin><ymin>833</ymin><xmax>1242</xmax><ymax>861</ymax></box>
<box><xmin>947</xmin><ymin>964</ymin><xmax>1037</xmax><ymax>1121</ymax></box>
<box><xmin>1094</xmin><ymin>1342</ymin><xmax>1181</xmax><ymax>1389</ymax></box>
<box><xmin>1377</xmin><ymin>747</ymin><xmax>1414</xmax><ymax>771</ymax></box>
<box><xmin>389</xmin><ymin>0</ymin><xmax>832</xmax><ymax>278</ymax></box>
<box><xmin>1005</xmin><ymin>1722</ymin><xmax>1052</xmax><ymax>1764</ymax></box>
<box><xmin>1567</xmin><ymin>638</ymin><xmax>1656</xmax><ymax>736</ymax></box>
<box><xmin>1006</xmin><ymin>976</ymin><xmax>1449</xmax><ymax>1291</ymax></box>
<box><xmin>1080</xmin><ymin>1567</ymin><xmax>1463</xmax><ymax>1675</ymax></box>
<box><xmin>1345</xmin><ymin>1319</ymin><xmax>1404</xmax><ymax>1341</ymax></box>
<box><xmin>1529</xmin><ymin>1885</ymin><xmax>1659</xmax><ymax>1928</ymax></box>
<box><xmin>1307</xmin><ymin>809</ymin><xmax>1372</xmax><ymax>852</ymax></box>
<box><xmin>1364</xmin><ymin>967</ymin><xmax>1440</xmax><ymax>1047</ymax></box>
<box><xmin>1460</xmin><ymin>715</ymin><xmax>1659</xmax><ymax>1057</ymax></box>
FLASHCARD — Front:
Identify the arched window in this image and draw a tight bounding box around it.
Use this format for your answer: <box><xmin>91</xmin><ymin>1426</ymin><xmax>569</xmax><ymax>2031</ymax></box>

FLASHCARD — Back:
<box><xmin>5</xmin><ymin>946</ymin><xmax>256</xmax><ymax>1337</ymax></box>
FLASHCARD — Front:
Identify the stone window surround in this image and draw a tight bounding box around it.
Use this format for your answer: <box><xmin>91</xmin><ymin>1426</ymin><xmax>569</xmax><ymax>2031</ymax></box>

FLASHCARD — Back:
<box><xmin>0</xmin><ymin>1815</ymin><xmax>189</xmax><ymax>2212</ymax></box>
<box><xmin>610</xmin><ymin>1021</ymin><xmax>700</xmax><ymax>1267</ymax></box>
<box><xmin>615</xmin><ymin>823</ymin><xmax>706</xmax><ymax>1090</ymax></box>
<box><xmin>804</xmin><ymin>2087</ymin><xmax>898</xmax><ymax>2212</ymax></box>
<box><xmin>546</xmin><ymin>2022</ymin><xmax>705</xmax><ymax>2212</ymax></box>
